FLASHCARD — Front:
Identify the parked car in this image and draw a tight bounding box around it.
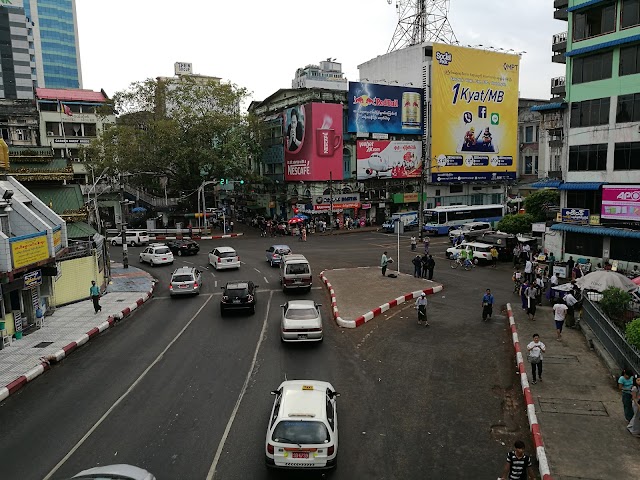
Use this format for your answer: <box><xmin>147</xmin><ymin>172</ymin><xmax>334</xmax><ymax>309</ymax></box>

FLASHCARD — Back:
<box><xmin>209</xmin><ymin>246</ymin><xmax>240</xmax><ymax>270</ymax></box>
<box><xmin>448</xmin><ymin>222</ymin><xmax>492</xmax><ymax>242</ymax></box>
<box><xmin>169</xmin><ymin>266</ymin><xmax>202</xmax><ymax>296</ymax></box>
<box><xmin>280</xmin><ymin>300</ymin><xmax>323</xmax><ymax>342</ymax></box>
<box><xmin>109</xmin><ymin>230</ymin><xmax>150</xmax><ymax>246</ymax></box>
<box><xmin>475</xmin><ymin>232</ymin><xmax>518</xmax><ymax>260</ymax></box>
<box><xmin>445</xmin><ymin>241</ymin><xmax>494</xmax><ymax>264</ymax></box>
<box><xmin>265</xmin><ymin>380</ymin><xmax>339</xmax><ymax>470</ymax></box>
<box><xmin>167</xmin><ymin>239</ymin><xmax>200</xmax><ymax>256</ymax></box>
<box><xmin>265</xmin><ymin>245</ymin><xmax>291</xmax><ymax>267</ymax></box>
<box><xmin>139</xmin><ymin>243</ymin><xmax>174</xmax><ymax>267</ymax></box>
<box><xmin>220</xmin><ymin>281</ymin><xmax>258</xmax><ymax>315</ymax></box>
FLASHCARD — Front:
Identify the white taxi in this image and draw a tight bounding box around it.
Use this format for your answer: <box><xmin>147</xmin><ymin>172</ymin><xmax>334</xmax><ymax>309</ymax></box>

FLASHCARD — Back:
<box><xmin>445</xmin><ymin>241</ymin><xmax>494</xmax><ymax>264</ymax></box>
<box><xmin>139</xmin><ymin>243</ymin><xmax>174</xmax><ymax>267</ymax></box>
<box><xmin>265</xmin><ymin>380</ymin><xmax>339</xmax><ymax>470</ymax></box>
<box><xmin>208</xmin><ymin>246</ymin><xmax>240</xmax><ymax>270</ymax></box>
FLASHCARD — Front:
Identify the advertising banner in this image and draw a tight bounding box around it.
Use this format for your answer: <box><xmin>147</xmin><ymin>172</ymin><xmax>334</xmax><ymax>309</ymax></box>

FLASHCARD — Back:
<box><xmin>284</xmin><ymin>103</ymin><xmax>343</xmax><ymax>181</ymax></box>
<box><xmin>561</xmin><ymin>208</ymin><xmax>590</xmax><ymax>224</ymax></box>
<box><xmin>53</xmin><ymin>226</ymin><xmax>62</xmax><ymax>252</ymax></box>
<box><xmin>356</xmin><ymin>140</ymin><xmax>422</xmax><ymax>179</ymax></box>
<box><xmin>348</xmin><ymin>82</ymin><xmax>423</xmax><ymax>134</ymax></box>
<box><xmin>10</xmin><ymin>232</ymin><xmax>50</xmax><ymax>269</ymax></box>
<box><xmin>431</xmin><ymin>43</ymin><xmax>520</xmax><ymax>183</ymax></box>
<box><xmin>601</xmin><ymin>185</ymin><xmax>640</xmax><ymax>221</ymax></box>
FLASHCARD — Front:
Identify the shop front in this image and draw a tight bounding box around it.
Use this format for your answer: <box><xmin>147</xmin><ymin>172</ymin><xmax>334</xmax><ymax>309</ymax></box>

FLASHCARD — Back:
<box><xmin>312</xmin><ymin>194</ymin><xmax>362</xmax><ymax>228</ymax></box>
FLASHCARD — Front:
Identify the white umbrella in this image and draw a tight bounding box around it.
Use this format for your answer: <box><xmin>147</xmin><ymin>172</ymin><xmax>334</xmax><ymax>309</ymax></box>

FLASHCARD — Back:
<box><xmin>575</xmin><ymin>270</ymin><xmax>638</xmax><ymax>293</ymax></box>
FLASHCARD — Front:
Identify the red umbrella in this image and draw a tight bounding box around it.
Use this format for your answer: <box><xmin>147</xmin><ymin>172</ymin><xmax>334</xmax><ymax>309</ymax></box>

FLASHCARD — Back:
<box><xmin>288</xmin><ymin>217</ymin><xmax>303</xmax><ymax>225</ymax></box>
<box><xmin>632</xmin><ymin>276</ymin><xmax>640</xmax><ymax>286</ymax></box>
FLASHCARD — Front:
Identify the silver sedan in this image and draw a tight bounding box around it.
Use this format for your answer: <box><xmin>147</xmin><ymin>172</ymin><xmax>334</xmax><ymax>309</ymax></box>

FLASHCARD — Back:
<box><xmin>280</xmin><ymin>300</ymin><xmax>323</xmax><ymax>342</ymax></box>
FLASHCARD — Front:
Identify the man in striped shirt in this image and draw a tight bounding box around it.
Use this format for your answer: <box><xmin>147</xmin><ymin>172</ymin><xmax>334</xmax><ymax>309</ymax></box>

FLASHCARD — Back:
<box><xmin>500</xmin><ymin>440</ymin><xmax>534</xmax><ymax>480</ymax></box>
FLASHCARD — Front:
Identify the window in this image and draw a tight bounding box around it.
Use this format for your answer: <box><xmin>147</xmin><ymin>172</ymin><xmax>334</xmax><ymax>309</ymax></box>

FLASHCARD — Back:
<box><xmin>619</xmin><ymin>45</ymin><xmax>640</xmax><ymax>76</ymax></box>
<box><xmin>621</xmin><ymin>0</ymin><xmax>640</xmax><ymax>28</ymax></box>
<box><xmin>610</xmin><ymin>236</ymin><xmax>640</xmax><ymax>262</ymax></box>
<box><xmin>568</xmin><ymin>144</ymin><xmax>607</xmax><ymax>171</ymax></box>
<box><xmin>616</xmin><ymin>93</ymin><xmax>640</xmax><ymax>122</ymax></box>
<box><xmin>524</xmin><ymin>156</ymin><xmax>538</xmax><ymax>175</ymax></box>
<box><xmin>573</xmin><ymin>4</ymin><xmax>616</xmax><ymax>41</ymax></box>
<box><xmin>16</xmin><ymin>129</ymin><xmax>25</xmax><ymax>141</ymax></box>
<box><xmin>570</xmin><ymin>98</ymin><xmax>610</xmax><ymax>127</ymax></box>
<box><xmin>449</xmin><ymin>185</ymin><xmax>463</xmax><ymax>194</ymax></box>
<box><xmin>565</xmin><ymin>232</ymin><xmax>603</xmax><ymax>257</ymax></box>
<box><xmin>566</xmin><ymin>190</ymin><xmax>602</xmax><ymax>212</ymax></box>
<box><xmin>614</xmin><ymin>142</ymin><xmax>640</xmax><ymax>170</ymax></box>
<box><xmin>572</xmin><ymin>51</ymin><xmax>613</xmax><ymax>84</ymax></box>
<box><xmin>525</xmin><ymin>126</ymin><xmax>534</xmax><ymax>143</ymax></box>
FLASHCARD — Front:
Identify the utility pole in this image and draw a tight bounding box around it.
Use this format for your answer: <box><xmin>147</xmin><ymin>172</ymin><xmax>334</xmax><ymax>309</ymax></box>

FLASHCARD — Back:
<box><xmin>418</xmin><ymin>160</ymin><xmax>425</xmax><ymax>241</ymax></box>
<box><xmin>119</xmin><ymin>173</ymin><xmax>128</xmax><ymax>269</ymax></box>
<box><xmin>329</xmin><ymin>171</ymin><xmax>334</xmax><ymax>234</ymax></box>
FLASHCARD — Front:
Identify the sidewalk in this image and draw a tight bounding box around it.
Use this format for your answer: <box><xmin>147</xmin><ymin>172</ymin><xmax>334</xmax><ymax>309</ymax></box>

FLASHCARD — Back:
<box><xmin>0</xmin><ymin>263</ymin><xmax>155</xmax><ymax>402</ymax></box>
<box><xmin>508</xmin><ymin>302</ymin><xmax>640</xmax><ymax>479</ymax></box>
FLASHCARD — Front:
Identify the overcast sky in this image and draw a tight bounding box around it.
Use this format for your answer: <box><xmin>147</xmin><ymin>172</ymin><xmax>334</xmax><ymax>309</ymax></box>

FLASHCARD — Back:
<box><xmin>76</xmin><ymin>0</ymin><xmax>565</xmax><ymax>103</ymax></box>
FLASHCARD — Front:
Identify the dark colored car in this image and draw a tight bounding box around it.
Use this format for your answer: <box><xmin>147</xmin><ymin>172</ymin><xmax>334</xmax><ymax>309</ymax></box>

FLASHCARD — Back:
<box><xmin>166</xmin><ymin>240</ymin><xmax>200</xmax><ymax>256</ymax></box>
<box><xmin>220</xmin><ymin>281</ymin><xmax>258</xmax><ymax>315</ymax></box>
<box><xmin>475</xmin><ymin>232</ymin><xmax>517</xmax><ymax>261</ymax></box>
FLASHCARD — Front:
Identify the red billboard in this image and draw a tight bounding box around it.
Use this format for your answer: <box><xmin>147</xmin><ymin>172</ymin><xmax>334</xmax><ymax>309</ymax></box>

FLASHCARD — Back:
<box><xmin>356</xmin><ymin>140</ymin><xmax>423</xmax><ymax>179</ymax></box>
<box><xmin>284</xmin><ymin>103</ymin><xmax>343</xmax><ymax>181</ymax></box>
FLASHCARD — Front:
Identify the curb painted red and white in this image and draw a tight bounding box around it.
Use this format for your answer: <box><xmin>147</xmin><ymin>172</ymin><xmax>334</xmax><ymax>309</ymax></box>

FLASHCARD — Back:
<box><xmin>506</xmin><ymin>303</ymin><xmax>552</xmax><ymax>480</ymax></box>
<box><xmin>319</xmin><ymin>269</ymin><xmax>443</xmax><ymax>328</ymax></box>
<box><xmin>0</xmin><ymin>284</ymin><xmax>156</xmax><ymax>402</ymax></box>
<box><xmin>151</xmin><ymin>233</ymin><xmax>243</xmax><ymax>241</ymax></box>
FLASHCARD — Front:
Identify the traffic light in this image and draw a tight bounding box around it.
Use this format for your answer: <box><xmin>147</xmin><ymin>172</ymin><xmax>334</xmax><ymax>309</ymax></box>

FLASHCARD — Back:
<box><xmin>219</xmin><ymin>178</ymin><xmax>226</xmax><ymax>185</ymax></box>
<box><xmin>293</xmin><ymin>207</ymin><xmax>299</xmax><ymax>214</ymax></box>
<box><xmin>239</xmin><ymin>180</ymin><xmax>244</xmax><ymax>184</ymax></box>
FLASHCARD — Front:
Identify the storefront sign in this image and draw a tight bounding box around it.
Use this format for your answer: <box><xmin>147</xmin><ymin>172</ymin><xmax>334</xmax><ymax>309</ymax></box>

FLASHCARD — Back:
<box><xmin>23</xmin><ymin>270</ymin><xmax>42</xmax><ymax>289</ymax></box>
<box><xmin>531</xmin><ymin>222</ymin><xmax>546</xmax><ymax>233</ymax></box>
<box><xmin>361</xmin><ymin>203</ymin><xmax>372</xmax><ymax>209</ymax></box>
<box><xmin>53</xmin><ymin>138</ymin><xmax>90</xmax><ymax>144</ymax></box>
<box><xmin>10</xmin><ymin>232</ymin><xmax>50</xmax><ymax>269</ymax></box>
<box><xmin>313</xmin><ymin>202</ymin><xmax>361</xmax><ymax>211</ymax></box>
<box><xmin>601</xmin><ymin>185</ymin><xmax>640</xmax><ymax>221</ymax></box>
<box><xmin>313</xmin><ymin>194</ymin><xmax>360</xmax><ymax>205</ymax></box>
<box><xmin>403</xmin><ymin>193</ymin><xmax>418</xmax><ymax>203</ymax></box>
<box><xmin>561</xmin><ymin>208</ymin><xmax>589</xmax><ymax>224</ymax></box>
<box><xmin>53</xmin><ymin>226</ymin><xmax>62</xmax><ymax>252</ymax></box>
<box><xmin>589</xmin><ymin>214</ymin><xmax>601</xmax><ymax>225</ymax></box>
<box><xmin>13</xmin><ymin>310</ymin><xmax>22</xmax><ymax>333</ymax></box>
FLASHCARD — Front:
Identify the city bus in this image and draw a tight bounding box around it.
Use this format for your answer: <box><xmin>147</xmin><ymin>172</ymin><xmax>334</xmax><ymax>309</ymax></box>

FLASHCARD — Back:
<box><xmin>423</xmin><ymin>204</ymin><xmax>505</xmax><ymax>235</ymax></box>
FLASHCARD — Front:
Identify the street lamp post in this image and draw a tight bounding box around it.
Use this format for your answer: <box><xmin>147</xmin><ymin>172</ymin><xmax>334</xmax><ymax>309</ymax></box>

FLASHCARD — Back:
<box><xmin>329</xmin><ymin>171</ymin><xmax>334</xmax><ymax>233</ymax></box>
<box><xmin>119</xmin><ymin>174</ymin><xmax>129</xmax><ymax>269</ymax></box>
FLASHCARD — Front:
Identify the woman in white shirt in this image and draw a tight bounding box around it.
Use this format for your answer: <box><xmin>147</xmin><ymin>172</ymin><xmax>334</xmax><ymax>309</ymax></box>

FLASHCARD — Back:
<box><xmin>527</xmin><ymin>334</ymin><xmax>546</xmax><ymax>384</ymax></box>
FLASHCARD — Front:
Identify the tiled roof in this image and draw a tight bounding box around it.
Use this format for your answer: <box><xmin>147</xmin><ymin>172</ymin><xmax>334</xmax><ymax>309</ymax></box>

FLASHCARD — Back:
<box><xmin>35</xmin><ymin>88</ymin><xmax>107</xmax><ymax>103</ymax></box>
<box><xmin>29</xmin><ymin>184</ymin><xmax>85</xmax><ymax>214</ymax></box>
<box><xmin>66</xmin><ymin>221</ymin><xmax>97</xmax><ymax>239</ymax></box>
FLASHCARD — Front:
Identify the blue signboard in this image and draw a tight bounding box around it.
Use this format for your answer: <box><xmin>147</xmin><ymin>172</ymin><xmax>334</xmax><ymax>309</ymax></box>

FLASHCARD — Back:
<box><xmin>348</xmin><ymin>82</ymin><xmax>424</xmax><ymax>134</ymax></box>
<box><xmin>431</xmin><ymin>171</ymin><xmax>516</xmax><ymax>183</ymax></box>
<box><xmin>561</xmin><ymin>208</ymin><xmax>589</xmax><ymax>224</ymax></box>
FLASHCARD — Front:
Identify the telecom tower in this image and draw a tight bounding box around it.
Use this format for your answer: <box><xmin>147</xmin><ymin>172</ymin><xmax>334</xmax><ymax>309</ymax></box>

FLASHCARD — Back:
<box><xmin>387</xmin><ymin>0</ymin><xmax>458</xmax><ymax>53</ymax></box>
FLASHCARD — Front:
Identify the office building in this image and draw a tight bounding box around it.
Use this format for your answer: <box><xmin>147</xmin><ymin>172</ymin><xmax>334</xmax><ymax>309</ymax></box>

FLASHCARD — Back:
<box><xmin>0</xmin><ymin>1</ymin><xmax>37</xmax><ymax>99</ymax></box>
<box><xmin>292</xmin><ymin>59</ymin><xmax>348</xmax><ymax>91</ymax></box>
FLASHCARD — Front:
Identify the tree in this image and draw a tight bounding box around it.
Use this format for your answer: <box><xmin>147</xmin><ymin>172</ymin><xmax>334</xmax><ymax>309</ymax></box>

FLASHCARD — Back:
<box><xmin>496</xmin><ymin>213</ymin><xmax>535</xmax><ymax>234</ymax></box>
<box><xmin>523</xmin><ymin>189</ymin><xmax>560</xmax><ymax>222</ymax></box>
<box><xmin>83</xmin><ymin>77</ymin><xmax>267</xmax><ymax>208</ymax></box>
<box><xmin>600</xmin><ymin>287</ymin><xmax>633</xmax><ymax>329</ymax></box>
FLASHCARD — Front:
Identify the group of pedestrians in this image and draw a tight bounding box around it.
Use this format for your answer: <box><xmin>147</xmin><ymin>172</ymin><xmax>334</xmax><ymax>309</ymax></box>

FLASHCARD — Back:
<box><xmin>412</xmin><ymin>254</ymin><xmax>435</xmax><ymax>280</ymax></box>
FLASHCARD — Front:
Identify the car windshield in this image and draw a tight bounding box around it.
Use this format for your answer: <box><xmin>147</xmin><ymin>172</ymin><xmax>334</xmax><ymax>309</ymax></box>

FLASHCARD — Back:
<box><xmin>285</xmin><ymin>308</ymin><xmax>318</xmax><ymax>320</ymax></box>
<box><xmin>218</xmin><ymin>251</ymin><xmax>237</xmax><ymax>258</ymax></box>
<box><xmin>276</xmin><ymin>249</ymin><xmax>291</xmax><ymax>255</ymax></box>
<box><xmin>286</xmin><ymin>264</ymin><xmax>309</xmax><ymax>275</ymax></box>
<box><xmin>272</xmin><ymin>420</ymin><xmax>330</xmax><ymax>444</ymax></box>
<box><xmin>155</xmin><ymin>247</ymin><xmax>170</xmax><ymax>254</ymax></box>
<box><xmin>172</xmin><ymin>275</ymin><xmax>193</xmax><ymax>282</ymax></box>
<box><xmin>226</xmin><ymin>288</ymin><xmax>248</xmax><ymax>297</ymax></box>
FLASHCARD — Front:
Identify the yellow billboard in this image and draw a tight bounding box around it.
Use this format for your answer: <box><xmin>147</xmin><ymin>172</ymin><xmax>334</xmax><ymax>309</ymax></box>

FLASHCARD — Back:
<box><xmin>10</xmin><ymin>232</ymin><xmax>50</xmax><ymax>269</ymax></box>
<box><xmin>53</xmin><ymin>227</ymin><xmax>62</xmax><ymax>252</ymax></box>
<box><xmin>431</xmin><ymin>43</ymin><xmax>520</xmax><ymax>183</ymax></box>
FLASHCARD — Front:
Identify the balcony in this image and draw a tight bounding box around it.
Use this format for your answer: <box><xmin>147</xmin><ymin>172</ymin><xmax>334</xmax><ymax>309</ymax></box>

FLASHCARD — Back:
<box><xmin>553</xmin><ymin>0</ymin><xmax>568</xmax><ymax>8</ymax></box>
<box><xmin>551</xmin><ymin>76</ymin><xmax>566</xmax><ymax>97</ymax></box>
<box><xmin>554</xmin><ymin>6</ymin><xmax>568</xmax><ymax>20</ymax></box>
<box><xmin>552</xmin><ymin>32</ymin><xmax>567</xmax><ymax>52</ymax></box>
<box><xmin>542</xmin><ymin>113</ymin><xmax>564</xmax><ymax>130</ymax></box>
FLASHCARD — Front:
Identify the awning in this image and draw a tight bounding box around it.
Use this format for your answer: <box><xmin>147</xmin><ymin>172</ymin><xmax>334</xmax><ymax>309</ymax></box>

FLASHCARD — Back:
<box><xmin>530</xmin><ymin>103</ymin><xmax>566</xmax><ymax>112</ymax></box>
<box><xmin>558</xmin><ymin>182</ymin><xmax>606</xmax><ymax>190</ymax></box>
<box><xmin>566</xmin><ymin>34</ymin><xmax>640</xmax><ymax>57</ymax></box>
<box><xmin>530</xmin><ymin>180</ymin><xmax>563</xmax><ymax>189</ymax></box>
<box><xmin>551</xmin><ymin>223</ymin><xmax>640</xmax><ymax>239</ymax></box>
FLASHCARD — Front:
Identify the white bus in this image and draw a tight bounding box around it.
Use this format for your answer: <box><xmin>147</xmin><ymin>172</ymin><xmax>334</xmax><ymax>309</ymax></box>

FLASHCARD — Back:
<box><xmin>423</xmin><ymin>204</ymin><xmax>505</xmax><ymax>235</ymax></box>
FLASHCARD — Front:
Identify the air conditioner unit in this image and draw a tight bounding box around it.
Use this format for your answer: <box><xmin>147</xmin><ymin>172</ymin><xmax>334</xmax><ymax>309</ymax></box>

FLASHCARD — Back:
<box><xmin>46</xmin><ymin>131</ymin><xmax>54</xmax><ymax>136</ymax></box>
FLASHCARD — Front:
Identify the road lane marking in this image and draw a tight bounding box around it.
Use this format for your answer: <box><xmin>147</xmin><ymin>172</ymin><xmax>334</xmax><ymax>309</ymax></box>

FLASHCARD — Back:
<box><xmin>264</xmin><ymin>276</ymin><xmax>269</xmax><ymax>284</ymax></box>
<box><xmin>253</xmin><ymin>267</ymin><xmax>261</xmax><ymax>273</ymax></box>
<box><xmin>215</xmin><ymin>280</ymin><xmax>218</xmax><ymax>288</ymax></box>
<box><xmin>183</xmin><ymin>260</ymin><xmax>193</xmax><ymax>264</ymax></box>
<box><xmin>42</xmin><ymin>294</ymin><xmax>215</xmax><ymax>480</ymax></box>
<box><xmin>207</xmin><ymin>290</ymin><xmax>274</xmax><ymax>480</ymax></box>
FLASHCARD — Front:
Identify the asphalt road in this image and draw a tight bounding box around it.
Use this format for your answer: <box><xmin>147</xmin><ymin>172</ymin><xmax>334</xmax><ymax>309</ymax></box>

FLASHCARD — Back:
<box><xmin>0</xmin><ymin>226</ymin><xmax>533</xmax><ymax>480</ymax></box>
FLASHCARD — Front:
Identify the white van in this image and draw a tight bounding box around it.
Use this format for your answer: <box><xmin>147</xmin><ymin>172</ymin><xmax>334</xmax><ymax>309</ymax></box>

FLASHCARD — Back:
<box><xmin>109</xmin><ymin>230</ymin><xmax>150</xmax><ymax>246</ymax></box>
<box><xmin>280</xmin><ymin>254</ymin><xmax>312</xmax><ymax>292</ymax></box>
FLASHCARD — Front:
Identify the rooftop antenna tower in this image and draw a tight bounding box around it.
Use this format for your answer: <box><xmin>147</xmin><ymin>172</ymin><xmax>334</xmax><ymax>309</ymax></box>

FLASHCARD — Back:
<box><xmin>387</xmin><ymin>0</ymin><xmax>458</xmax><ymax>53</ymax></box>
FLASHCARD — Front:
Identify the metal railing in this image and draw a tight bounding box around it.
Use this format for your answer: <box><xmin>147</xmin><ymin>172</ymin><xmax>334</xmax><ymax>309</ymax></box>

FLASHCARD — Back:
<box><xmin>553</xmin><ymin>31</ymin><xmax>567</xmax><ymax>45</ymax></box>
<box><xmin>582</xmin><ymin>295</ymin><xmax>640</xmax><ymax>374</ymax></box>
<box><xmin>57</xmin><ymin>240</ymin><xmax>94</xmax><ymax>261</ymax></box>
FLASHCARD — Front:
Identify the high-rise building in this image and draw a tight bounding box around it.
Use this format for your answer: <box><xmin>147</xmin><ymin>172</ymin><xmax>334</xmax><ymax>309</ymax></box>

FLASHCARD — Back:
<box><xmin>24</xmin><ymin>0</ymin><xmax>82</xmax><ymax>89</ymax></box>
<box><xmin>0</xmin><ymin>2</ymin><xmax>37</xmax><ymax>99</ymax></box>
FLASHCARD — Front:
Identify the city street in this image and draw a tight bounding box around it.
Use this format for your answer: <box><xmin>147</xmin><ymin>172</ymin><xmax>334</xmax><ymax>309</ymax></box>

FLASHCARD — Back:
<box><xmin>0</xmin><ymin>227</ymin><xmax>532</xmax><ymax>479</ymax></box>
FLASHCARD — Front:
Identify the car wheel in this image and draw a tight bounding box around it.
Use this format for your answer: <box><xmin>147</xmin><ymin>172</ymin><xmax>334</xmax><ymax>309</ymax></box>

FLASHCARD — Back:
<box><xmin>220</xmin><ymin>306</ymin><xmax>225</xmax><ymax>316</ymax></box>
<box><xmin>270</xmin><ymin>259</ymin><xmax>274</xmax><ymax>267</ymax></box>
<box><xmin>150</xmin><ymin>260</ymin><xmax>155</xmax><ymax>267</ymax></box>
<box><xmin>213</xmin><ymin>262</ymin><xmax>217</xmax><ymax>270</ymax></box>
<box><xmin>139</xmin><ymin>256</ymin><xmax>144</xmax><ymax>263</ymax></box>
<box><xmin>177</xmin><ymin>250</ymin><xmax>182</xmax><ymax>256</ymax></box>
<box><xmin>130</xmin><ymin>241</ymin><xmax>136</xmax><ymax>247</ymax></box>
<box><xmin>112</xmin><ymin>240</ymin><xmax>117</xmax><ymax>246</ymax></box>
<box><xmin>250</xmin><ymin>305</ymin><xmax>256</xmax><ymax>315</ymax></box>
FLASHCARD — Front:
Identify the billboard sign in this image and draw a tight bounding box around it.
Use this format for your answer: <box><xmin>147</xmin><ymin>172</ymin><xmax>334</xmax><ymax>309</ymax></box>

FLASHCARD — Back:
<box><xmin>10</xmin><ymin>232</ymin><xmax>50</xmax><ymax>269</ymax></box>
<box><xmin>356</xmin><ymin>140</ymin><xmax>422</xmax><ymax>179</ymax></box>
<box><xmin>431</xmin><ymin>44</ymin><xmax>520</xmax><ymax>183</ymax></box>
<box><xmin>601</xmin><ymin>185</ymin><xmax>640</xmax><ymax>221</ymax></box>
<box><xmin>561</xmin><ymin>208</ymin><xmax>590</xmax><ymax>224</ymax></box>
<box><xmin>284</xmin><ymin>103</ymin><xmax>343</xmax><ymax>181</ymax></box>
<box><xmin>348</xmin><ymin>82</ymin><xmax>423</xmax><ymax>134</ymax></box>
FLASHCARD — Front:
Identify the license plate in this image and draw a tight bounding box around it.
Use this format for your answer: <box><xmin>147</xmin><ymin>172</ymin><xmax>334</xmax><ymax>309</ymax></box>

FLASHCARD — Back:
<box><xmin>162</xmin><ymin>258</ymin><xmax>167</xmax><ymax>261</ymax></box>
<box><xmin>298</xmin><ymin>334</ymin><xmax>308</xmax><ymax>339</ymax></box>
<box><xmin>233</xmin><ymin>299</ymin><xmax>241</xmax><ymax>304</ymax></box>
<box><xmin>179</xmin><ymin>285</ymin><xmax>188</xmax><ymax>289</ymax></box>
<box><xmin>294</xmin><ymin>279</ymin><xmax>301</xmax><ymax>283</ymax></box>
<box><xmin>292</xmin><ymin>452</ymin><xmax>309</xmax><ymax>459</ymax></box>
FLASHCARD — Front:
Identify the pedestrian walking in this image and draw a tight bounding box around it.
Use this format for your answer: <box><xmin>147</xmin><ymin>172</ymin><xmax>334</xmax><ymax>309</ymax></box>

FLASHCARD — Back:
<box><xmin>499</xmin><ymin>440</ymin><xmax>535</xmax><ymax>480</ymax></box>
<box><xmin>90</xmin><ymin>280</ymin><xmax>102</xmax><ymax>314</ymax></box>
<box><xmin>552</xmin><ymin>300</ymin><xmax>568</xmax><ymax>341</ymax></box>
<box><xmin>412</xmin><ymin>254</ymin><xmax>422</xmax><ymax>278</ymax></box>
<box><xmin>520</xmin><ymin>280</ymin><xmax>529</xmax><ymax>310</ymax></box>
<box><xmin>490</xmin><ymin>246</ymin><xmax>498</xmax><ymax>268</ymax></box>
<box><xmin>425</xmin><ymin>255</ymin><xmax>435</xmax><ymax>280</ymax></box>
<box><xmin>410</xmin><ymin>236</ymin><xmax>417</xmax><ymax>251</ymax></box>
<box><xmin>563</xmin><ymin>290</ymin><xmax>578</xmax><ymax>328</ymax></box>
<box><xmin>512</xmin><ymin>244</ymin><xmax>521</xmax><ymax>267</ymax></box>
<box><xmin>423</xmin><ymin>237</ymin><xmax>430</xmax><ymax>254</ymax></box>
<box><xmin>524</xmin><ymin>283</ymin><xmax>538</xmax><ymax>321</ymax></box>
<box><xmin>627</xmin><ymin>375</ymin><xmax>640</xmax><ymax>436</ymax></box>
<box><xmin>381</xmin><ymin>251</ymin><xmax>390</xmax><ymax>277</ymax></box>
<box><xmin>415</xmin><ymin>292</ymin><xmax>429</xmax><ymax>326</ymax></box>
<box><xmin>524</xmin><ymin>259</ymin><xmax>533</xmax><ymax>284</ymax></box>
<box><xmin>301</xmin><ymin>226</ymin><xmax>307</xmax><ymax>242</ymax></box>
<box><xmin>619</xmin><ymin>369</ymin><xmax>635</xmax><ymax>422</ymax></box>
<box><xmin>481</xmin><ymin>288</ymin><xmax>494</xmax><ymax>322</ymax></box>
<box><xmin>527</xmin><ymin>334</ymin><xmax>546</xmax><ymax>384</ymax></box>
